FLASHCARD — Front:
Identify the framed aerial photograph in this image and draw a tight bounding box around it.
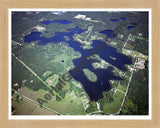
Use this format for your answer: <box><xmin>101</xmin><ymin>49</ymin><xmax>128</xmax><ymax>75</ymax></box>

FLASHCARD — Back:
<box><xmin>0</xmin><ymin>0</ymin><xmax>160</xmax><ymax>128</ymax></box>
<box><xmin>9</xmin><ymin>9</ymin><xmax>151</xmax><ymax>119</ymax></box>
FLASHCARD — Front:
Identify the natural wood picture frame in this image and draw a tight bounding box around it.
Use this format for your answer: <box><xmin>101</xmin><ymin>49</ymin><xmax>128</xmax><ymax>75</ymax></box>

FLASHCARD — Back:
<box><xmin>0</xmin><ymin>0</ymin><xmax>160</xmax><ymax>128</ymax></box>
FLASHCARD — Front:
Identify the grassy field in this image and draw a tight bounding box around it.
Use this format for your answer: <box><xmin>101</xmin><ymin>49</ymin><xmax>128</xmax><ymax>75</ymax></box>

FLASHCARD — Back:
<box><xmin>103</xmin><ymin>91</ymin><xmax>124</xmax><ymax>114</ymax></box>
<box><xmin>18</xmin><ymin>87</ymin><xmax>85</xmax><ymax>115</ymax></box>
<box><xmin>12</xmin><ymin>94</ymin><xmax>55</xmax><ymax>115</ymax></box>
<box><xmin>122</xmin><ymin>48</ymin><xmax>140</xmax><ymax>57</ymax></box>
<box><xmin>117</xmin><ymin>85</ymin><xmax>127</xmax><ymax>92</ymax></box>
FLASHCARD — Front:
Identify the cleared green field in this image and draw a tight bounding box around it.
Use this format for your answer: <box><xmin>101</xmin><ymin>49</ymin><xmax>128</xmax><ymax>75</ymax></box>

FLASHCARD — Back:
<box><xmin>18</xmin><ymin>87</ymin><xmax>85</xmax><ymax>115</ymax></box>
<box><xmin>12</xmin><ymin>94</ymin><xmax>55</xmax><ymax>115</ymax></box>
<box><xmin>123</xmin><ymin>49</ymin><xmax>140</xmax><ymax>57</ymax></box>
<box><xmin>103</xmin><ymin>91</ymin><xmax>124</xmax><ymax>114</ymax></box>
<box><xmin>42</xmin><ymin>71</ymin><xmax>53</xmax><ymax>77</ymax></box>
<box><xmin>117</xmin><ymin>85</ymin><xmax>127</xmax><ymax>92</ymax></box>
<box><xmin>46</xmin><ymin>74</ymin><xmax>59</xmax><ymax>86</ymax></box>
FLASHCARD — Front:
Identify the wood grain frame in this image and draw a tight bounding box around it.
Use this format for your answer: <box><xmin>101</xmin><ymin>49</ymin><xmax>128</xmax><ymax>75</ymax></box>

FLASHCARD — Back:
<box><xmin>0</xmin><ymin>0</ymin><xmax>160</xmax><ymax>128</ymax></box>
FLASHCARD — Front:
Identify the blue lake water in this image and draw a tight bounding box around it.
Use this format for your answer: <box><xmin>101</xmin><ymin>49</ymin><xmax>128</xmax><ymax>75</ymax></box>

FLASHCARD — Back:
<box><xmin>130</xmin><ymin>23</ymin><xmax>137</xmax><ymax>25</ymax></box>
<box><xmin>120</xmin><ymin>17</ymin><xmax>126</xmax><ymax>20</ymax></box>
<box><xmin>110</xmin><ymin>19</ymin><xmax>119</xmax><ymax>22</ymax></box>
<box><xmin>41</xmin><ymin>20</ymin><xmax>73</xmax><ymax>25</ymax></box>
<box><xmin>128</xmin><ymin>26</ymin><xmax>135</xmax><ymax>30</ymax></box>
<box><xmin>99</xmin><ymin>30</ymin><xmax>116</xmax><ymax>38</ymax></box>
<box><xmin>24</xmin><ymin>26</ymin><xmax>132</xmax><ymax>101</ymax></box>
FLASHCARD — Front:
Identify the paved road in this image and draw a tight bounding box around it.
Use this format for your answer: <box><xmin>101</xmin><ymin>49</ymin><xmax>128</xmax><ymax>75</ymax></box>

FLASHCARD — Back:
<box><xmin>85</xmin><ymin>27</ymin><xmax>92</xmax><ymax>41</ymax></box>
<box><xmin>12</xmin><ymin>40</ymin><xmax>22</xmax><ymax>46</ymax></box>
<box><xmin>113</xmin><ymin>58</ymin><xmax>137</xmax><ymax>115</ymax></box>
<box><xmin>122</xmin><ymin>33</ymin><xmax>132</xmax><ymax>50</ymax></box>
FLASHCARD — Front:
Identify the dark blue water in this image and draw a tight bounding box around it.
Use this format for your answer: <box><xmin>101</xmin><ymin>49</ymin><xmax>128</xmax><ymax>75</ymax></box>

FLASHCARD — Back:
<box><xmin>24</xmin><ymin>26</ymin><xmax>132</xmax><ymax>101</ymax></box>
<box><xmin>68</xmin><ymin>40</ymin><xmax>132</xmax><ymax>101</ymax></box>
<box><xmin>41</xmin><ymin>20</ymin><xmax>72</xmax><ymax>25</ymax></box>
<box><xmin>128</xmin><ymin>26</ymin><xmax>135</xmax><ymax>30</ymax></box>
<box><xmin>120</xmin><ymin>17</ymin><xmax>126</xmax><ymax>20</ymax></box>
<box><xmin>99</xmin><ymin>30</ymin><xmax>116</xmax><ymax>38</ymax></box>
<box><xmin>25</xmin><ymin>27</ymin><xmax>85</xmax><ymax>45</ymax></box>
<box><xmin>110</xmin><ymin>19</ymin><xmax>119</xmax><ymax>22</ymax></box>
<box><xmin>130</xmin><ymin>23</ymin><xmax>137</xmax><ymax>25</ymax></box>
<box><xmin>24</xmin><ymin>32</ymin><xmax>41</xmax><ymax>42</ymax></box>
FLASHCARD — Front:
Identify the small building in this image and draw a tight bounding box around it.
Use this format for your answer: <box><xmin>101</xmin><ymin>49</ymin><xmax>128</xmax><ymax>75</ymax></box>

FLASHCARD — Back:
<box><xmin>117</xmin><ymin>34</ymin><xmax>124</xmax><ymax>39</ymax></box>
<box><xmin>13</xmin><ymin>83</ymin><xmax>18</xmax><ymax>87</ymax></box>
<box><xmin>74</xmin><ymin>14</ymin><xmax>86</xmax><ymax>19</ymax></box>
<box><xmin>136</xmin><ymin>58</ymin><xmax>145</xmax><ymax>69</ymax></box>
